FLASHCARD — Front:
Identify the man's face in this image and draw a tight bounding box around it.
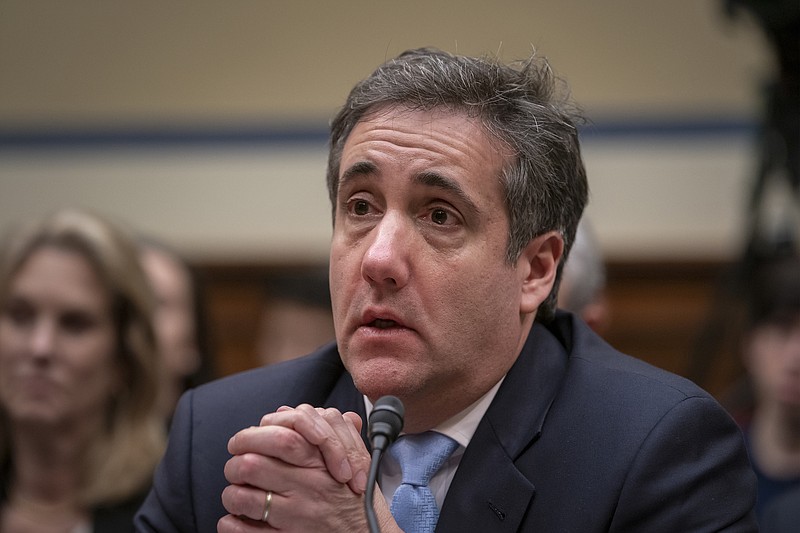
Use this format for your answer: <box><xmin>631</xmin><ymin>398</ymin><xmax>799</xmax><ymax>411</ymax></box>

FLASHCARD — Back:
<box><xmin>330</xmin><ymin>106</ymin><xmax>537</xmax><ymax>428</ymax></box>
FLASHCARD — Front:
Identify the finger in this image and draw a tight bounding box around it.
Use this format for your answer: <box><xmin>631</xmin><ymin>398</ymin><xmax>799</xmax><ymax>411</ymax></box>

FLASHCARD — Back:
<box><xmin>294</xmin><ymin>404</ymin><xmax>354</xmax><ymax>483</ymax></box>
<box><xmin>312</xmin><ymin>406</ymin><xmax>358</xmax><ymax>451</ymax></box>
<box><xmin>341</xmin><ymin>411</ymin><xmax>370</xmax><ymax>492</ymax></box>
<box><xmin>257</xmin><ymin>405</ymin><xmax>370</xmax><ymax>489</ymax></box>
<box><xmin>340</xmin><ymin>411</ymin><xmax>366</xmax><ymax>449</ymax></box>
<box><xmin>217</xmin><ymin>513</ymin><xmax>274</xmax><ymax>532</ymax></box>
<box><xmin>222</xmin><ymin>468</ymin><xmax>365</xmax><ymax>532</ymax></box>
<box><xmin>314</xmin><ymin>407</ymin><xmax>370</xmax><ymax>493</ymax></box>
<box><xmin>225</xmin><ymin>450</ymin><xmax>320</xmax><ymax>490</ymax></box>
<box><xmin>232</xmin><ymin>478</ymin><xmax>366</xmax><ymax>532</ymax></box>
<box><xmin>259</xmin><ymin>408</ymin><xmax>332</xmax><ymax>453</ymax></box>
<box><xmin>343</xmin><ymin>411</ymin><xmax>364</xmax><ymax>433</ymax></box>
<box><xmin>221</xmin><ymin>484</ymin><xmax>275</xmax><ymax>523</ymax></box>
<box><xmin>228</xmin><ymin>425</ymin><xmax>324</xmax><ymax>469</ymax></box>
<box><xmin>259</xmin><ymin>404</ymin><xmax>354</xmax><ymax>483</ymax></box>
<box><xmin>260</xmin><ymin>405</ymin><xmax>328</xmax><ymax>443</ymax></box>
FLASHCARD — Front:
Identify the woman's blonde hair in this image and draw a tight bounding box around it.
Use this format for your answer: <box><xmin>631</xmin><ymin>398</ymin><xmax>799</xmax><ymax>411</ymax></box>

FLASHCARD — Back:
<box><xmin>0</xmin><ymin>208</ymin><xmax>166</xmax><ymax>506</ymax></box>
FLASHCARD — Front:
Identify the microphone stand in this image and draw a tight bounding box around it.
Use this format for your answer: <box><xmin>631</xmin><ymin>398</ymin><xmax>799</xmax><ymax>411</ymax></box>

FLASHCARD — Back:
<box><xmin>365</xmin><ymin>446</ymin><xmax>385</xmax><ymax>533</ymax></box>
<box><xmin>364</xmin><ymin>396</ymin><xmax>404</xmax><ymax>533</ymax></box>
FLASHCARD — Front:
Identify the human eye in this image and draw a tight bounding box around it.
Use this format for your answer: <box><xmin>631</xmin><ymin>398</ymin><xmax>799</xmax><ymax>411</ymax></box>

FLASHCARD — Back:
<box><xmin>431</xmin><ymin>208</ymin><xmax>451</xmax><ymax>225</ymax></box>
<box><xmin>425</xmin><ymin>205</ymin><xmax>461</xmax><ymax>227</ymax></box>
<box><xmin>2</xmin><ymin>298</ymin><xmax>36</xmax><ymax>328</ymax></box>
<box><xmin>345</xmin><ymin>196</ymin><xmax>377</xmax><ymax>218</ymax></box>
<box><xmin>351</xmin><ymin>198</ymin><xmax>371</xmax><ymax>216</ymax></box>
<box><xmin>60</xmin><ymin>310</ymin><xmax>98</xmax><ymax>335</ymax></box>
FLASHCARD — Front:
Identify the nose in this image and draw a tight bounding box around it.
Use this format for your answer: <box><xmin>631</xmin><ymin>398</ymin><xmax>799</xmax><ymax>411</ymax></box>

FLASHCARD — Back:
<box><xmin>361</xmin><ymin>213</ymin><xmax>411</xmax><ymax>290</ymax></box>
<box><xmin>29</xmin><ymin>319</ymin><xmax>56</xmax><ymax>359</ymax></box>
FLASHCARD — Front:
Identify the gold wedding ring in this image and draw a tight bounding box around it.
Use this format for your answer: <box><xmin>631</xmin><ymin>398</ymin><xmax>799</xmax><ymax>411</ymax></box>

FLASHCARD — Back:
<box><xmin>261</xmin><ymin>490</ymin><xmax>273</xmax><ymax>522</ymax></box>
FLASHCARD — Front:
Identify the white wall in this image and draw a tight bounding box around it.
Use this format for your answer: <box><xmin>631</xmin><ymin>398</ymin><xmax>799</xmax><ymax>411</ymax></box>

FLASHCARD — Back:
<box><xmin>0</xmin><ymin>129</ymin><xmax>761</xmax><ymax>262</ymax></box>
<box><xmin>0</xmin><ymin>0</ymin><xmax>782</xmax><ymax>262</ymax></box>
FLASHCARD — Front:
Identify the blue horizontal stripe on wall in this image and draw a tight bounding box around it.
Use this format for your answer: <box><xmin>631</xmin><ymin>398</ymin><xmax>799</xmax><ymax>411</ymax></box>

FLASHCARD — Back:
<box><xmin>0</xmin><ymin>125</ymin><xmax>332</xmax><ymax>149</ymax></box>
<box><xmin>579</xmin><ymin>118</ymin><xmax>756</xmax><ymax>139</ymax></box>
<box><xmin>0</xmin><ymin>118</ymin><xmax>756</xmax><ymax>149</ymax></box>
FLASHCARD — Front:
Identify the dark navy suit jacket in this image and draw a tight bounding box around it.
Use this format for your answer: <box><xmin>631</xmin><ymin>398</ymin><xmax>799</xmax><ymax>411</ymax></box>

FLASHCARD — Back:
<box><xmin>135</xmin><ymin>313</ymin><xmax>757</xmax><ymax>532</ymax></box>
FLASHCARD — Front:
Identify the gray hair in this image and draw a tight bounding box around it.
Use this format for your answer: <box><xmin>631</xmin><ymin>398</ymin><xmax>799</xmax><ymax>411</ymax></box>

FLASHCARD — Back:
<box><xmin>326</xmin><ymin>47</ymin><xmax>588</xmax><ymax>321</ymax></box>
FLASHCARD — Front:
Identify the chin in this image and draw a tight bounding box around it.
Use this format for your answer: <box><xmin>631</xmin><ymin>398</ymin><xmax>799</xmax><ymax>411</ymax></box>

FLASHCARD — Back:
<box><xmin>9</xmin><ymin>406</ymin><xmax>62</xmax><ymax>426</ymax></box>
<box><xmin>350</xmin><ymin>361</ymin><xmax>415</xmax><ymax>401</ymax></box>
<box><xmin>353</xmin><ymin>374</ymin><xmax>402</xmax><ymax>401</ymax></box>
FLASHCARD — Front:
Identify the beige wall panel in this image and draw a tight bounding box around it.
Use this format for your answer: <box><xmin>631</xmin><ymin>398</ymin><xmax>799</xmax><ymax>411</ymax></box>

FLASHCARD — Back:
<box><xmin>0</xmin><ymin>0</ymin><xmax>782</xmax><ymax>261</ymax></box>
<box><xmin>0</xmin><ymin>0</ymin><xmax>770</xmax><ymax>127</ymax></box>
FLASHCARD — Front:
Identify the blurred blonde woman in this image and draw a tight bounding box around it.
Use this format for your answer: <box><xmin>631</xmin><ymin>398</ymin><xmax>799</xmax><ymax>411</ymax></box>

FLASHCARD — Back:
<box><xmin>0</xmin><ymin>208</ymin><xmax>166</xmax><ymax>532</ymax></box>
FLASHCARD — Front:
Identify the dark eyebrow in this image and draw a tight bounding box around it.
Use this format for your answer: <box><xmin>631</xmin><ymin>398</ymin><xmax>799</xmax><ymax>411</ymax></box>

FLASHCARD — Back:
<box><xmin>416</xmin><ymin>171</ymin><xmax>481</xmax><ymax>218</ymax></box>
<box><xmin>339</xmin><ymin>161</ymin><xmax>377</xmax><ymax>190</ymax></box>
<box><xmin>338</xmin><ymin>163</ymin><xmax>482</xmax><ymax>218</ymax></box>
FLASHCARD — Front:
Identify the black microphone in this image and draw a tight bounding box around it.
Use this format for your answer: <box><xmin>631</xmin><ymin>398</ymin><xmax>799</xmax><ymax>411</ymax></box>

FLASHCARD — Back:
<box><xmin>365</xmin><ymin>395</ymin><xmax>404</xmax><ymax>533</ymax></box>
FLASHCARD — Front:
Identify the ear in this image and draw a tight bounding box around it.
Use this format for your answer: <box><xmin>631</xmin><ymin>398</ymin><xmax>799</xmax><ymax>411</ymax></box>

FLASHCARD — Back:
<box><xmin>517</xmin><ymin>231</ymin><xmax>564</xmax><ymax>314</ymax></box>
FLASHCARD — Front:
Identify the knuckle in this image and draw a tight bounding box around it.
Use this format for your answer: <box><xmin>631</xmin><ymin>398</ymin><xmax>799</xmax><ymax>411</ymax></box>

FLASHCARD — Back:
<box><xmin>274</xmin><ymin>425</ymin><xmax>302</xmax><ymax>447</ymax></box>
<box><xmin>237</xmin><ymin>452</ymin><xmax>266</xmax><ymax>481</ymax></box>
<box><xmin>296</xmin><ymin>403</ymin><xmax>316</xmax><ymax>414</ymax></box>
<box><xmin>321</xmin><ymin>407</ymin><xmax>344</xmax><ymax>420</ymax></box>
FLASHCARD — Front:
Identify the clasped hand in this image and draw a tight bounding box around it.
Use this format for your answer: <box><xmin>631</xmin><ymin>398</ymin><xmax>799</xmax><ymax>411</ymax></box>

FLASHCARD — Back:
<box><xmin>218</xmin><ymin>404</ymin><xmax>399</xmax><ymax>532</ymax></box>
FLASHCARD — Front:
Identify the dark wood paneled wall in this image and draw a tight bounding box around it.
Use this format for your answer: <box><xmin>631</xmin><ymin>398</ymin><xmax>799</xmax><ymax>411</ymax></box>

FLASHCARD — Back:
<box><xmin>196</xmin><ymin>260</ymin><xmax>745</xmax><ymax>400</ymax></box>
<box><xmin>601</xmin><ymin>260</ymin><xmax>744</xmax><ymax>399</ymax></box>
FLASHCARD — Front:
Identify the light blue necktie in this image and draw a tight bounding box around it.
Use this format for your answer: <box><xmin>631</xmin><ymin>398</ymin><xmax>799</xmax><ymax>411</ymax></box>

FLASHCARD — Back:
<box><xmin>389</xmin><ymin>431</ymin><xmax>459</xmax><ymax>533</ymax></box>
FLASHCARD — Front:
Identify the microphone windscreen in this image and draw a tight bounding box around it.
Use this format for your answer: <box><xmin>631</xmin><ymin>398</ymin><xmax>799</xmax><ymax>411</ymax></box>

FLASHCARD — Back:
<box><xmin>368</xmin><ymin>395</ymin><xmax>404</xmax><ymax>444</ymax></box>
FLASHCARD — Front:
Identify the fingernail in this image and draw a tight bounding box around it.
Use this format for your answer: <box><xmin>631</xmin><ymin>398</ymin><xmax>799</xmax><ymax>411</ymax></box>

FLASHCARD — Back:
<box><xmin>340</xmin><ymin>458</ymin><xmax>353</xmax><ymax>480</ymax></box>
<box><xmin>355</xmin><ymin>469</ymin><xmax>367</xmax><ymax>492</ymax></box>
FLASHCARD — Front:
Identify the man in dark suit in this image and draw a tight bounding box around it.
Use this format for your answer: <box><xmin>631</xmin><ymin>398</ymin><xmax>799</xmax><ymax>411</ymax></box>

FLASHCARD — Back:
<box><xmin>136</xmin><ymin>48</ymin><xmax>757</xmax><ymax>532</ymax></box>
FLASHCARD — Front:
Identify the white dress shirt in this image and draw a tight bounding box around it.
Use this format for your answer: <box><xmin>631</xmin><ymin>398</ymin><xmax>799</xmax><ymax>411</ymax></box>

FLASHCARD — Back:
<box><xmin>364</xmin><ymin>377</ymin><xmax>505</xmax><ymax>509</ymax></box>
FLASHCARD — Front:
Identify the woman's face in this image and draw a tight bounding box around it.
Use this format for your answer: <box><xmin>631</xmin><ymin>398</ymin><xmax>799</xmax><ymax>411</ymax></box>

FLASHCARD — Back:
<box><xmin>0</xmin><ymin>246</ymin><xmax>120</xmax><ymax>428</ymax></box>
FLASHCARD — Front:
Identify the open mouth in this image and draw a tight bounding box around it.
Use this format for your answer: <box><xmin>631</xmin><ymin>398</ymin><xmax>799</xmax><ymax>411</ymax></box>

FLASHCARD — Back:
<box><xmin>371</xmin><ymin>318</ymin><xmax>399</xmax><ymax>329</ymax></box>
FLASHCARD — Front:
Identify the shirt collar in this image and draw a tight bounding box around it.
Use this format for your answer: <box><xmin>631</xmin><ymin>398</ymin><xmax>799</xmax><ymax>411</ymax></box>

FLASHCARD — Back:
<box><xmin>363</xmin><ymin>376</ymin><xmax>505</xmax><ymax>450</ymax></box>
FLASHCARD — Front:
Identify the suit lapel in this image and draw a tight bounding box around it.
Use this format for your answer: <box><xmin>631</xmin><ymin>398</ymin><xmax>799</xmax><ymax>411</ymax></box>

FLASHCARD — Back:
<box><xmin>437</xmin><ymin>321</ymin><xmax>569</xmax><ymax>532</ymax></box>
